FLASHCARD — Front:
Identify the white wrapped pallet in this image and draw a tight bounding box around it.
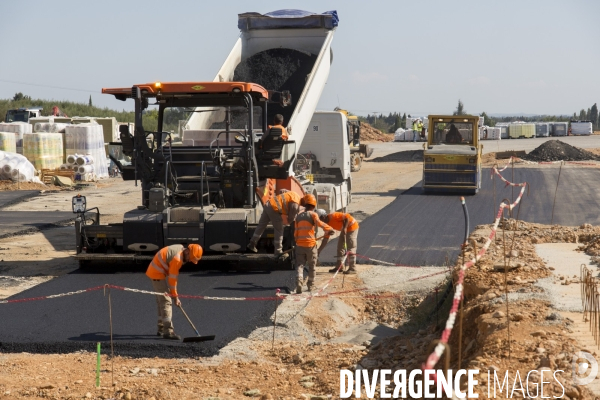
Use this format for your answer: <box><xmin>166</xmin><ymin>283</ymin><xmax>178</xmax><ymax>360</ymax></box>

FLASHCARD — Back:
<box><xmin>535</xmin><ymin>123</ymin><xmax>550</xmax><ymax>137</ymax></box>
<box><xmin>571</xmin><ymin>121</ymin><xmax>592</xmax><ymax>135</ymax></box>
<box><xmin>0</xmin><ymin>151</ymin><xmax>38</xmax><ymax>182</ymax></box>
<box><xmin>0</xmin><ymin>122</ymin><xmax>32</xmax><ymax>154</ymax></box>
<box><xmin>481</xmin><ymin>127</ymin><xmax>502</xmax><ymax>140</ymax></box>
<box><xmin>64</xmin><ymin>124</ymin><xmax>108</xmax><ymax>178</ymax></box>
<box><xmin>23</xmin><ymin>132</ymin><xmax>64</xmax><ymax>171</ymax></box>
<box><xmin>552</xmin><ymin>122</ymin><xmax>568</xmax><ymax>136</ymax></box>
<box><xmin>393</xmin><ymin>128</ymin><xmax>405</xmax><ymax>142</ymax></box>
<box><xmin>0</xmin><ymin>132</ymin><xmax>17</xmax><ymax>152</ymax></box>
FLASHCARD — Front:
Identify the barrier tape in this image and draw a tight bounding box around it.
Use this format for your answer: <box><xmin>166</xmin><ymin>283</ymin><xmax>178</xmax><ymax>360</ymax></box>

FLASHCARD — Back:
<box><xmin>422</xmin><ymin>166</ymin><xmax>528</xmax><ymax>374</ymax></box>
<box><xmin>0</xmin><ymin>286</ymin><xmax>105</xmax><ymax>304</ymax></box>
<box><xmin>351</xmin><ymin>252</ymin><xmax>422</xmax><ymax>268</ymax></box>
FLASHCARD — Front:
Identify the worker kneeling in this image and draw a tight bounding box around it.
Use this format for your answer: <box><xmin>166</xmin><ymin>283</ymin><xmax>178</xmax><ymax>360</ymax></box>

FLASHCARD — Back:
<box><xmin>317</xmin><ymin>210</ymin><xmax>360</xmax><ymax>275</ymax></box>
<box><xmin>146</xmin><ymin>244</ymin><xmax>203</xmax><ymax>340</ymax></box>
<box><xmin>247</xmin><ymin>189</ymin><xmax>302</xmax><ymax>256</ymax></box>
<box><xmin>294</xmin><ymin>194</ymin><xmax>334</xmax><ymax>294</ymax></box>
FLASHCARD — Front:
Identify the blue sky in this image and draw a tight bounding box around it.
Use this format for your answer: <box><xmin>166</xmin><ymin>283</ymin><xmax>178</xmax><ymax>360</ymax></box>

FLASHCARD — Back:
<box><xmin>1</xmin><ymin>0</ymin><xmax>598</xmax><ymax>117</ymax></box>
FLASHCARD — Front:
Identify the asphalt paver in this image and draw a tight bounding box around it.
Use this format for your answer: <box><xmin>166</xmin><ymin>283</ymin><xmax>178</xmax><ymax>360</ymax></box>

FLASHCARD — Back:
<box><xmin>0</xmin><ymin>266</ymin><xmax>295</xmax><ymax>358</ymax></box>
<box><xmin>321</xmin><ymin>167</ymin><xmax>600</xmax><ymax>267</ymax></box>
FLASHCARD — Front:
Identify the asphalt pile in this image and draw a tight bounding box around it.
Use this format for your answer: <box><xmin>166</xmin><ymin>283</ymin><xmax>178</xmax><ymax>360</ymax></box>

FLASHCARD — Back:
<box><xmin>369</xmin><ymin>149</ymin><xmax>423</xmax><ymax>162</ymax></box>
<box><xmin>359</xmin><ymin>122</ymin><xmax>392</xmax><ymax>142</ymax></box>
<box><xmin>522</xmin><ymin>140</ymin><xmax>600</xmax><ymax>162</ymax></box>
<box><xmin>233</xmin><ymin>48</ymin><xmax>317</xmax><ymax>127</ymax></box>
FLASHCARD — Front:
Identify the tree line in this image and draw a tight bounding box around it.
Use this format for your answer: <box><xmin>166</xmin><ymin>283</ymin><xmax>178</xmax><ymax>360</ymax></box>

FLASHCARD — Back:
<box><xmin>455</xmin><ymin>99</ymin><xmax>598</xmax><ymax>129</ymax></box>
<box><xmin>0</xmin><ymin>93</ymin><xmax>187</xmax><ymax>132</ymax></box>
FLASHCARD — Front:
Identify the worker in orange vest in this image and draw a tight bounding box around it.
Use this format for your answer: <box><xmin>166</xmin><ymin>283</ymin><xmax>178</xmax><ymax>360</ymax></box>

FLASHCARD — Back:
<box><xmin>268</xmin><ymin>114</ymin><xmax>289</xmax><ymax>140</ymax></box>
<box><xmin>247</xmin><ymin>189</ymin><xmax>302</xmax><ymax>256</ymax></box>
<box><xmin>294</xmin><ymin>194</ymin><xmax>334</xmax><ymax>293</ymax></box>
<box><xmin>317</xmin><ymin>210</ymin><xmax>360</xmax><ymax>275</ymax></box>
<box><xmin>146</xmin><ymin>244</ymin><xmax>203</xmax><ymax>340</ymax></box>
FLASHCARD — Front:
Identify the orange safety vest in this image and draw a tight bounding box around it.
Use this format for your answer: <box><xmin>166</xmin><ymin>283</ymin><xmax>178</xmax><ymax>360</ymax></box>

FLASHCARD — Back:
<box><xmin>146</xmin><ymin>245</ymin><xmax>184</xmax><ymax>296</ymax></box>
<box><xmin>268</xmin><ymin>124</ymin><xmax>289</xmax><ymax>140</ymax></box>
<box><xmin>269</xmin><ymin>191</ymin><xmax>301</xmax><ymax>215</ymax></box>
<box><xmin>294</xmin><ymin>210</ymin><xmax>333</xmax><ymax>248</ymax></box>
<box><xmin>327</xmin><ymin>212</ymin><xmax>359</xmax><ymax>233</ymax></box>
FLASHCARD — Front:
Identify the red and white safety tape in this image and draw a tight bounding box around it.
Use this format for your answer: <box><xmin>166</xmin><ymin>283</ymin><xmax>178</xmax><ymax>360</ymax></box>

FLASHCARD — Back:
<box><xmin>422</xmin><ymin>169</ymin><xmax>528</xmax><ymax>373</ymax></box>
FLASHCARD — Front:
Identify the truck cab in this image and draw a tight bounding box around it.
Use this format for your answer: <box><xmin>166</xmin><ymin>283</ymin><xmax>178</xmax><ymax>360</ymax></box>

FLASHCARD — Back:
<box><xmin>422</xmin><ymin>115</ymin><xmax>482</xmax><ymax>194</ymax></box>
<box><xmin>5</xmin><ymin>107</ymin><xmax>42</xmax><ymax>123</ymax></box>
<box><xmin>298</xmin><ymin>111</ymin><xmax>352</xmax><ymax>212</ymax></box>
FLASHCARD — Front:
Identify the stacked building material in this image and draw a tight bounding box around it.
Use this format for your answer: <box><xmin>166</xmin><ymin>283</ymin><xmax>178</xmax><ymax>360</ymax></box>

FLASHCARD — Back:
<box><xmin>571</xmin><ymin>121</ymin><xmax>592</xmax><ymax>135</ymax></box>
<box><xmin>64</xmin><ymin>124</ymin><xmax>109</xmax><ymax>179</ymax></box>
<box><xmin>23</xmin><ymin>133</ymin><xmax>64</xmax><ymax>171</ymax></box>
<box><xmin>552</xmin><ymin>122</ymin><xmax>568</xmax><ymax>136</ymax></box>
<box><xmin>0</xmin><ymin>151</ymin><xmax>38</xmax><ymax>182</ymax></box>
<box><xmin>0</xmin><ymin>122</ymin><xmax>32</xmax><ymax>154</ymax></box>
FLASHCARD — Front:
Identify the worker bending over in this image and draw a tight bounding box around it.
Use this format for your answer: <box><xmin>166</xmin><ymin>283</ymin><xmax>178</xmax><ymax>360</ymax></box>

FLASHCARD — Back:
<box><xmin>247</xmin><ymin>189</ymin><xmax>302</xmax><ymax>256</ymax></box>
<box><xmin>317</xmin><ymin>210</ymin><xmax>360</xmax><ymax>275</ymax></box>
<box><xmin>146</xmin><ymin>244</ymin><xmax>203</xmax><ymax>340</ymax></box>
<box><xmin>294</xmin><ymin>194</ymin><xmax>334</xmax><ymax>293</ymax></box>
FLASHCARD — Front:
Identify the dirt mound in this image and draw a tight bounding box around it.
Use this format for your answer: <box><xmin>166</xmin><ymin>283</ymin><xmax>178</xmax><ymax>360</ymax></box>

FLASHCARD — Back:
<box><xmin>0</xmin><ymin>180</ymin><xmax>48</xmax><ymax>191</ymax></box>
<box><xmin>370</xmin><ymin>150</ymin><xmax>423</xmax><ymax>162</ymax></box>
<box><xmin>360</xmin><ymin>122</ymin><xmax>392</xmax><ymax>142</ymax></box>
<box><xmin>522</xmin><ymin>140</ymin><xmax>600</xmax><ymax>162</ymax></box>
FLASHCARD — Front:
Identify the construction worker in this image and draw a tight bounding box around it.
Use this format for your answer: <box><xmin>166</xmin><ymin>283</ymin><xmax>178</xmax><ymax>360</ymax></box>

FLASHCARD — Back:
<box><xmin>247</xmin><ymin>189</ymin><xmax>302</xmax><ymax>256</ymax></box>
<box><xmin>261</xmin><ymin>114</ymin><xmax>288</xmax><ymax>142</ymax></box>
<box><xmin>417</xmin><ymin>119</ymin><xmax>424</xmax><ymax>141</ymax></box>
<box><xmin>294</xmin><ymin>194</ymin><xmax>334</xmax><ymax>293</ymax></box>
<box><xmin>446</xmin><ymin>124</ymin><xmax>463</xmax><ymax>144</ymax></box>
<box><xmin>146</xmin><ymin>244</ymin><xmax>203</xmax><ymax>340</ymax></box>
<box><xmin>317</xmin><ymin>210</ymin><xmax>360</xmax><ymax>274</ymax></box>
<box><xmin>412</xmin><ymin>119</ymin><xmax>419</xmax><ymax>142</ymax></box>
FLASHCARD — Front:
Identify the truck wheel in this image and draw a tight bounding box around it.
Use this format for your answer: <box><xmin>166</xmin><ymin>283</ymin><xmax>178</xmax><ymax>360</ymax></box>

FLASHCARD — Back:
<box><xmin>351</xmin><ymin>153</ymin><xmax>362</xmax><ymax>172</ymax></box>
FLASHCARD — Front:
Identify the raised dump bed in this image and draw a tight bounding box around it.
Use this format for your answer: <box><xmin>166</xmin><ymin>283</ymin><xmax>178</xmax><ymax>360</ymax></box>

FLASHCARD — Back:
<box><xmin>187</xmin><ymin>10</ymin><xmax>338</xmax><ymax>175</ymax></box>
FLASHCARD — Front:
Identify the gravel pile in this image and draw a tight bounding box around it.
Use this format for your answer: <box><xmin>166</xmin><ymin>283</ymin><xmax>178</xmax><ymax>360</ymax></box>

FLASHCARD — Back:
<box><xmin>360</xmin><ymin>122</ymin><xmax>392</xmax><ymax>142</ymax></box>
<box><xmin>369</xmin><ymin>150</ymin><xmax>423</xmax><ymax>162</ymax></box>
<box><xmin>522</xmin><ymin>140</ymin><xmax>600</xmax><ymax>162</ymax></box>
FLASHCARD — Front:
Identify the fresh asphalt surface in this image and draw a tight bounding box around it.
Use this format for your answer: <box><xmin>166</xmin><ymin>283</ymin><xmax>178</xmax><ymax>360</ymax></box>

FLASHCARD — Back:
<box><xmin>2</xmin><ymin>167</ymin><xmax>600</xmax><ymax>357</ymax></box>
<box><xmin>0</xmin><ymin>265</ymin><xmax>295</xmax><ymax>358</ymax></box>
<box><xmin>320</xmin><ymin>167</ymin><xmax>600</xmax><ymax>267</ymax></box>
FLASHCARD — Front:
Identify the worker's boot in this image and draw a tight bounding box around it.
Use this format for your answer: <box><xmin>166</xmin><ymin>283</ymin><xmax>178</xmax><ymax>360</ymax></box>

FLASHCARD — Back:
<box><xmin>307</xmin><ymin>280</ymin><xmax>315</xmax><ymax>292</ymax></box>
<box><xmin>163</xmin><ymin>331</ymin><xmax>182</xmax><ymax>341</ymax></box>
<box><xmin>329</xmin><ymin>264</ymin><xmax>343</xmax><ymax>273</ymax></box>
<box><xmin>295</xmin><ymin>279</ymin><xmax>303</xmax><ymax>294</ymax></box>
<box><xmin>156</xmin><ymin>324</ymin><xmax>164</xmax><ymax>336</ymax></box>
<box><xmin>247</xmin><ymin>241</ymin><xmax>258</xmax><ymax>253</ymax></box>
<box><xmin>344</xmin><ymin>267</ymin><xmax>357</xmax><ymax>275</ymax></box>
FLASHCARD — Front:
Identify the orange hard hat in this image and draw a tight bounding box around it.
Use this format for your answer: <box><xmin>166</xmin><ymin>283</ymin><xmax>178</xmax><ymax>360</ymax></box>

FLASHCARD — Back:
<box><xmin>303</xmin><ymin>194</ymin><xmax>317</xmax><ymax>207</ymax></box>
<box><xmin>188</xmin><ymin>244</ymin><xmax>203</xmax><ymax>264</ymax></box>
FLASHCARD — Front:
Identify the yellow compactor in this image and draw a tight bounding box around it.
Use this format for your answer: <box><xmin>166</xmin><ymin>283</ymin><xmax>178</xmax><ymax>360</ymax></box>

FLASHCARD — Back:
<box><xmin>422</xmin><ymin>115</ymin><xmax>482</xmax><ymax>194</ymax></box>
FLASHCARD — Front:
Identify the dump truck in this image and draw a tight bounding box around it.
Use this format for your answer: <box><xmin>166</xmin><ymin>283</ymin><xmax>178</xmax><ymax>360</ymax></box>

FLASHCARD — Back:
<box><xmin>333</xmin><ymin>109</ymin><xmax>373</xmax><ymax>172</ymax></box>
<box><xmin>422</xmin><ymin>115</ymin><xmax>482</xmax><ymax>194</ymax></box>
<box><xmin>73</xmin><ymin>10</ymin><xmax>340</xmax><ymax>268</ymax></box>
<box><xmin>4</xmin><ymin>107</ymin><xmax>42</xmax><ymax>123</ymax></box>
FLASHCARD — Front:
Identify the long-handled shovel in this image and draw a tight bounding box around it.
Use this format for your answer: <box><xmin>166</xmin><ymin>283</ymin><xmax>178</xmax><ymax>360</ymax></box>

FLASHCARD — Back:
<box><xmin>178</xmin><ymin>304</ymin><xmax>215</xmax><ymax>343</ymax></box>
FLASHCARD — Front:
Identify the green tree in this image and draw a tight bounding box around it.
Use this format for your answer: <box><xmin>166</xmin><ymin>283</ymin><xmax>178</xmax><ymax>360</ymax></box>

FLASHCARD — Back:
<box><xmin>12</xmin><ymin>92</ymin><xmax>31</xmax><ymax>101</ymax></box>
<box><xmin>453</xmin><ymin>99</ymin><xmax>466</xmax><ymax>116</ymax></box>
<box><xmin>89</xmin><ymin>95</ymin><xmax>92</xmax><ymax>107</ymax></box>
<box><xmin>590</xmin><ymin>103</ymin><xmax>598</xmax><ymax>129</ymax></box>
<box><xmin>579</xmin><ymin>109</ymin><xmax>587</xmax><ymax>120</ymax></box>
<box><xmin>391</xmin><ymin>115</ymin><xmax>401</xmax><ymax>132</ymax></box>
